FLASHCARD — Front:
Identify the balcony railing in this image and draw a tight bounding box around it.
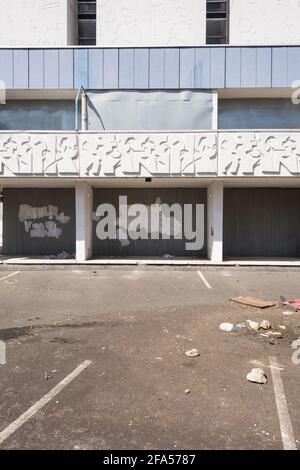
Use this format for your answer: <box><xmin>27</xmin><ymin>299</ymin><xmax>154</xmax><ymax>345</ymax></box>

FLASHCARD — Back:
<box><xmin>0</xmin><ymin>131</ymin><xmax>299</xmax><ymax>178</ymax></box>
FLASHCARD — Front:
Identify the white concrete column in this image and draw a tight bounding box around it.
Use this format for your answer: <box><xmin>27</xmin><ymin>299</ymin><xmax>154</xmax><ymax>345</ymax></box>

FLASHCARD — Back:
<box><xmin>207</xmin><ymin>181</ymin><xmax>224</xmax><ymax>263</ymax></box>
<box><xmin>76</xmin><ymin>182</ymin><xmax>93</xmax><ymax>262</ymax></box>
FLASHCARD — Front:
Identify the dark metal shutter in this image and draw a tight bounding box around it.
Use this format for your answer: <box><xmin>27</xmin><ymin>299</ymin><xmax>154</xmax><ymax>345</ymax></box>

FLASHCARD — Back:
<box><xmin>224</xmin><ymin>188</ymin><xmax>300</xmax><ymax>258</ymax></box>
<box><xmin>3</xmin><ymin>188</ymin><xmax>75</xmax><ymax>256</ymax></box>
<box><xmin>93</xmin><ymin>188</ymin><xmax>207</xmax><ymax>257</ymax></box>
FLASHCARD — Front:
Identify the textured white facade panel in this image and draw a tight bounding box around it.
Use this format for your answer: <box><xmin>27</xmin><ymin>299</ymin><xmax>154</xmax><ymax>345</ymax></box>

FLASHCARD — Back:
<box><xmin>0</xmin><ymin>0</ymin><xmax>77</xmax><ymax>46</ymax></box>
<box><xmin>97</xmin><ymin>0</ymin><xmax>206</xmax><ymax>46</ymax></box>
<box><xmin>81</xmin><ymin>133</ymin><xmax>217</xmax><ymax>177</ymax></box>
<box><xmin>230</xmin><ymin>0</ymin><xmax>300</xmax><ymax>45</ymax></box>
<box><xmin>219</xmin><ymin>133</ymin><xmax>300</xmax><ymax>176</ymax></box>
<box><xmin>1</xmin><ymin>132</ymin><xmax>300</xmax><ymax>178</ymax></box>
<box><xmin>0</xmin><ymin>134</ymin><xmax>79</xmax><ymax>176</ymax></box>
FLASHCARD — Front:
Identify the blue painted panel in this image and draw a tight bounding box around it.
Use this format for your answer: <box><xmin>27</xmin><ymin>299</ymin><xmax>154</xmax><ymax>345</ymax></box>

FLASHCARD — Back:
<box><xmin>74</xmin><ymin>49</ymin><xmax>88</xmax><ymax>89</ymax></box>
<box><xmin>44</xmin><ymin>49</ymin><xmax>59</xmax><ymax>88</ymax></box>
<box><xmin>119</xmin><ymin>48</ymin><xmax>134</xmax><ymax>88</ymax></box>
<box><xmin>88</xmin><ymin>49</ymin><xmax>103</xmax><ymax>88</ymax></box>
<box><xmin>241</xmin><ymin>48</ymin><xmax>256</xmax><ymax>87</ymax></box>
<box><xmin>226</xmin><ymin>48</ymin><xmax>241</xmax><ymax>88</ymax></box>
<box><xmin>210</xmin><ymin>47</ymin><xmax>225</xmax><ymax>88</ymax></box>
<box><xmin>164</xmin><ymin>48</ymin><xmax>179</xmax><ymax>88</ymax></box>
<box><xmin>103</xmin><ymin>49</ymin><xmax>119</xmax><ymax>89</ymax></box>
<box><xmin>134</xmin><ymin>49</ymin><xmax>149</xmax><ymax>88</ymax></box>
<box><xmin>288</xmin><ymin>47</ymin><xmax>300</xmax><ymax>86</ymax></box>
<box><xmin>272</xmin><ymin>47</ymin><xmax>288</xmax><ymax>87</ymax></box>
<box><xmin>256</xmin><ymin>48</ymin><xmax>272</xmax><ymax>87</ymax></box>
<box><xmin>194</xmin><ymin>48</ymin><xmax>210</xmax><ymax>88</ymax></box>
<box><xmin>149</xmin><ymin>48</ymin><xmax>165</xmax><ymax>88</ymax></box>
<box><xmin>59</xmin><ymin>49</ymin><xmax>74</xmax><ymax>89</ymax></box>
<box><xmin>13</xmin><ymin>50</ymin><xmax>29</xmax><ymax>88</ymax></box>
<box><xmin>180</xmin><ymin>48</ymin><xmax>195</xmax><ymax>88</ymax></box>
<box><xmin>0</xmin><ymin>50</ymin><xmax>13</xmax><ymax>88</ymax></box>
<box><xmin>29</xmin><ymin>49</ymin><xmax>44</xmax><ymax>89</ymax></box>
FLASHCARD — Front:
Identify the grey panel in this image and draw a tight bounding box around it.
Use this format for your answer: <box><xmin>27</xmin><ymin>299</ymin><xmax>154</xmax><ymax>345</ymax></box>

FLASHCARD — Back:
<box><xmin>0</xmin><ymin>100</ymin><xmax>75</xmax><ymax>131</ymax></box>
<box><xmin>164</xmin><ymin>48</ymin><xmax>179</xmax><ymax>89</ymax></box>
<box><xmin>241</xmin><ymin>48</ymin><xmax>256</xmax><ymax>88</ymax></box>
<box><xmin>194</xmin><ymin>48</ymin><xmax>210</xmax><ymax>88</ymax></box>
<box><xmin>133</xmin><ymin>48</ymin><xmax>149</xmax><ymax>88</ymax></box>
<box><xmin>88</xmin><ymin>49</ymin><xmax>104</xmax><ymax>88</ymax></box>
<box><xmin>180</xmin><ymin>48</ymin><xmax>195</xmax><ymax>88</ymax></box>
<box><xmin>29</xmin><ymin>49</ymin><xmax>44</xmax><ymax>89</ymax></box>
<box><xmin>87</xmin><ymin>90</ymin><xmax>213</xmax><ymax>131</ymax></box>
<box><xmin>219</xmin><ymin>99</ymin><xmax>300</xmax><ymax>129</ymax></box>
<box><xmin>13</xmin><ymin>50</ymin><xmax>29</xmax><ymax>88</ymax></box>
<box><xmin>272</xmin><ymin>47</ymin><xmax>288</xmax><ymax>87</ymax></box>
<box><xmin>44</xmin><ymin>49</ymin><xmax>59</xmax><ymax>89</ymax></box>
<box><xmin>288</xmin><ymin>47</ymin><xmax>300</xmax><ymax>85</ymax></box>
<box><xmin>149</xmin><ymin>48</ymin><xmax>165</xmax><ymax>88</ymax></box>
<box><xmin>119</xmin><ymin>48</ymin><xmax>134</xmax><ymax>88</ymax></box>
<box><xmin>74</xmin><ymin>48</ymin><xmax>88</xmax><ymax>89</ymax></box>
<box><xmin>226</xmin><ymin>48</ymin><xmax>241</xmax><ymax>88</ymax></box>
<box><xmin>103</xmin><ymin>49</ymin><xmax>119</xmax><ymax>89</ymax></box>
<box><xmin>3</xmin><ymin>188</ymin><xmax>75</xmax><ymax>256</ymax></box>
<box><xmin>224</xmin><ymin>188</ymin><xmax>300</xmax><ymax>258</ymax></box>
<box><xmin>59</xmin><ymin>49</ymin><xmax>74</xmax><ymax>89</ymax></box>
<box><xmin>93</xmin><ymin>188</ymin><xmax>207</xmax><ymax>257</ymax></box>
<box><xmin>210</xmin><ymin>47</ymin><xmax>225</xmax><ymax>88</ymax></box>
<box><xmin>256</xmin><ymin>48</ymin><xmax>272</xmax><ymax>88</ymax></box>
<box><xmin>0</xmin><ymin>49</ymin><xmax>13</xmax><ymax>88</ymax></box>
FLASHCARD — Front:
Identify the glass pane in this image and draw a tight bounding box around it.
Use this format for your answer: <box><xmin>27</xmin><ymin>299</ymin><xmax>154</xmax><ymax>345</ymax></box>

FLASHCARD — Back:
<box><xmin>206</xmin><ymin>19</ymin><xmax>227</xmax><ymax>38</ymax></box>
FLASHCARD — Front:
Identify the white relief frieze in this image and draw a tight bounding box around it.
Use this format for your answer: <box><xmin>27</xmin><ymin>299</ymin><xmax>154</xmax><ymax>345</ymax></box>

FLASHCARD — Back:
<box><xmin>0</xmin><ymin>134</ymin><xmax>79</xmax><ymax>176</ymax></box>
<box><xmin>80</xmin><ymin>133</ymin><xmax>218</xmax><ymax>177</ymax></box>
<box><xmin>219</xmin><ymin>133</ymin><xmax>300</xmax><ymax>177</ymax></box>
<box><xmin>1</xmin><ymin>132</ymin><xmax>300</xmax><ymax>179</ymax></box>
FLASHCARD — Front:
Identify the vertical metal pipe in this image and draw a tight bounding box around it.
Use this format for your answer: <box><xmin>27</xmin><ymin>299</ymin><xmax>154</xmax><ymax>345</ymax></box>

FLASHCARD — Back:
<box><xmin>81</xmin><ymin>91</ymin><xmax>88</xmax><ymax>131</ymax></box>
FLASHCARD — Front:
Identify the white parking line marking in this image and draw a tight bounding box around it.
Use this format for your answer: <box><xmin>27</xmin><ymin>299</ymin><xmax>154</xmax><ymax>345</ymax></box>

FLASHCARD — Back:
<box><xmin>0</xmin><ymin>271</ymin><xmax>20</xmax><ymax>282</ymax></box>
<box><xmin>0</xmin><ymin>360</ymin><xmax>92</xmax><ymax>446</ymax></box>
<box><xmin>197</xmin><ymin>271</ymin><xmax>212</xmax><ymax>289</ymax></box>
<box><xmin>269</xmin><ymin>356</ymin><xmax>297</xmax><ymax>450</ymax></box>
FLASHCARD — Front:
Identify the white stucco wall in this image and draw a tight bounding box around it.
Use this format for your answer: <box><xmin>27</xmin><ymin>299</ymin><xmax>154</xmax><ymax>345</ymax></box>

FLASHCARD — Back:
<box><xmin>97</xmin><ymin>0</ymin><xmax>206</xmax><ymax>46</ymax></box>
<box><xmin>0</xmin><ymin>0</ymin><xmax>77</xmax><ymax>47</ymax></box>
<box><xmin>230</xmin><ymin>0</ymin><xmax>300</xmax><ymax>45</ymax></box>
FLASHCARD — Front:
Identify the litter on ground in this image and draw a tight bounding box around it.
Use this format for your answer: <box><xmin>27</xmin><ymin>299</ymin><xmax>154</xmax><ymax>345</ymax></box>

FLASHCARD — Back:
<box><xmin>284</xmin><ymin>299</ymin><xmax>300</xmax><ymax>311</ymax></box>
<box><xmin>219</xmin><ymin>322</ymin><xmax>234</xmax><ymax>332</ymax></box>
<box><xmin>185</xmin><ymin>348</ymin><xmax>200</xmax><ymax>358</ymax></box>
<box><xmin>231</xmin><ymin>296</ymin><xmax>276</xmax><ymax>309</ymax></box>
<box><xmin>259</xmin><ymin>320</ymin><xmax>271</xmax><ymax>330</ymax></box>
<box><xmin>246</xmin><ymin>320</ymin><xmax>259</xmax><ymax>331</ymax></box>
<box><xmin>246</xmin><ymin>368</ymin><xmax>267</xmax><ymax>384</ymax></box>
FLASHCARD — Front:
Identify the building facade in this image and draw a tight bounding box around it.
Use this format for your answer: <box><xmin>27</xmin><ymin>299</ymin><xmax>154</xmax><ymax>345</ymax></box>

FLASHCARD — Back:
<box><xmin>1</xmin><ymin>0</ymin><xmax>300</xmax><ymax>262</ymax></box>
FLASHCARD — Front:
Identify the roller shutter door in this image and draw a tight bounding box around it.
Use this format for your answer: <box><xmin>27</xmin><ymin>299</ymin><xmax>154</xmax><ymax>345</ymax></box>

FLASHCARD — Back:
<box><xmin>3</xmin><ymin>188</ymin><xmax>75</xmax><ymax>256</ymax></box>
<box><xmin>93</xmin><ymin>188</ymin><xmax>207</xmax><ymax>258</ymax></box>
<box><xmin>224</xmin><ymin>188</ymin><xmax>300</xmax><ymax>258</ymax></box>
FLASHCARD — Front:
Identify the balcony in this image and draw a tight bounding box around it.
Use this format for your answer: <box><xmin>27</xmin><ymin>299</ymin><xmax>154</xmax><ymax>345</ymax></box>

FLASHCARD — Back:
<box><xmin>0</xmin><ymin>131</ymin><xmax>300</xmax><ymax>178</ymax></box>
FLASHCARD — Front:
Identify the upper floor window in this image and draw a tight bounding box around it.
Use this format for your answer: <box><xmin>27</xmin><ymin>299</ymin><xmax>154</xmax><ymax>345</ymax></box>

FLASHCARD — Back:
<box><xmin>206</xmin><ymin>0</ymin><xmax>229</xmax><ymax>44</ymax></box>
<box><xmin>78</xmin><ymin>0</ymin><xmax>96</xmax><ymax>45</ymax></box>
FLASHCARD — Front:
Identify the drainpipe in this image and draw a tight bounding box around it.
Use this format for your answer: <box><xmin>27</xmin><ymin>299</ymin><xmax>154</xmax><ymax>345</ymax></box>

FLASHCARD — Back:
<box><xmin>75</xmin><ymin>86</ymin><xmax>87</xmax><ymax>131</ymax></box>
<box><xmin>81</xmin><ymin>90</ymin><xmax>88</xmax><ymax>131</ymax></box>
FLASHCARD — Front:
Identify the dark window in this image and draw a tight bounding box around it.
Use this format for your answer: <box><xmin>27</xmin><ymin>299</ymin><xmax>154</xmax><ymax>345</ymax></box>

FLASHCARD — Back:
<box><xmin>78</xmin><ymin>0</ymin><xmax>96</xmax><ymax>45</ymax></box>
<box><xmin>206</xmin><ymin>0</ymin><xmax>229</xmax><ymax>44</ymax></box>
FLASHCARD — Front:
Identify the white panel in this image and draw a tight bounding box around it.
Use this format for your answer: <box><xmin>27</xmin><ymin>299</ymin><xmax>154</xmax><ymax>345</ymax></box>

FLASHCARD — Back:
<box><xmin>219</xmin><ymin>132</ymin><xmax>300</xmax><ymax>176</ymax></box>
<box><xmin>1</xmin><ymin>131</ymin><xmax>300</xmax><ymax>179</ymax></box>
<box><xmin>230</xmin><ymin>0</ymin><xmax>300</xmax><ymax>45</ymax></box>
<box><xmin>0</xmin><ymin>0</ymin><xmax>76</xmax><ymax>47</ymax></box>
<box><xmin>80</xmin><ymin>133</ymin><xmax>218</xmax><ymax>177</ymax></box>
<box><xmin>97</xmin><ymin>0</ymin><xmax>206</xmax><ymax>46</ymax></box>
